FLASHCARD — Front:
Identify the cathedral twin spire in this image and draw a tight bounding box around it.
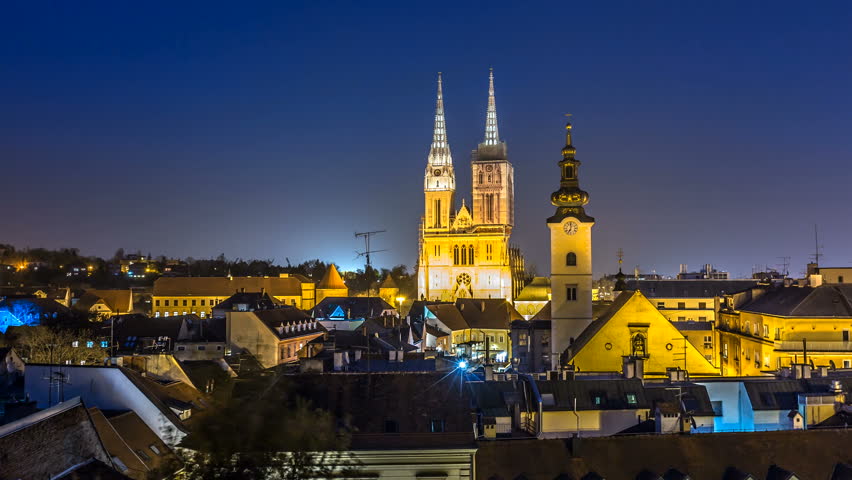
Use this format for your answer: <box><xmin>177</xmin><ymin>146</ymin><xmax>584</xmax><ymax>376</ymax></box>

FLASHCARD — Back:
<box><xmin>428</xmin><ymin>73</ymin><xmax>452</xmax><ymax>166</ymax></box>
<box><xmin>427</xmin><ymin>69</ymin><xmax>502</xmax><ymax>166</ymax></box>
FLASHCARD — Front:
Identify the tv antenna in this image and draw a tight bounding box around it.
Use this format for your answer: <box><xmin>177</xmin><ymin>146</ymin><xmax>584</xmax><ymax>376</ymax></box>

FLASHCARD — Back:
<box><xmin>777</xmin><ymin>256</ymin><xmax>790</xmax><ymax>277</ymax></box>
<box><xmin>811</xmin><ymin>224</ymin><xmax>823</xmax><ymax>266</ymax></box>
<box><xmin>355</xmin><ymin>230</ymin><xmax>387</xmax><ymax>268</ymax></box>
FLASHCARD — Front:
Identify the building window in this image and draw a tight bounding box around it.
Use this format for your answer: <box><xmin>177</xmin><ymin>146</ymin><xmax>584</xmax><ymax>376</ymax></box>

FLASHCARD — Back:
<box><xmin>677</xmin><ymin>302</ymin><xmax>686</xmax><ymax>309</ymax></box>
<box><xmin>566</xmin><ymin>285</ymin><xmax>577</xmax><ymax>301</ymax></box>
<box><xmin>155</xmin><ymin>300</ymin><xmax>160</xmax><ymax>307</ymax></box>
<box><xmin>72</xmin><ymin>341</ymin><xmax>79</xmax><ymax>348</ymax></box>
<box><xmin>468</xmin><ymin>245</ymin><xmax>474</xmax><ymax>265</ymax></box>
<box><xmin>711</xmin><ymin>401</ymin><xmax>723</xmax><ymax>416</ymax></box>
<box><xmin>461</xmin><ymin>246</ymin><xmax>467</xmax><ymax>265</ymax></box>
<box><xmin>155</xmin><ymin>312</ymin><xmax>161</xmax><ymax>318</ymax></box>
<box><xmin>845</xmin><ymin>360</ymin><xmax>851</xmax><ymax>368</ymax></box>
<box><xmin>519</xmin><ymin>333</ymin><xmax>528</xmax><ymax>346</ymax></box>
<box><xmin>453</xmin><ymin>245</ymin><xmax>459</xmax><ymax>265</ymax></box>
<box><xmin>763</xmin><ymin>325</ymin><xmax>769</xmax><ymax>338</ymax></box>
<box><xmin>591</xmin><ymin>392</ymin><xmax>606</xmax><ymax>406</ymax></box>
<box><xmin>499</xmin><ymin>335</ymin><xmax>504</xmax><ymax>343</ymax></box>
<box><xmin>135</xmin><ymin>449</ymin><xmax>151</xmax><ymax>461</ymax></box>
<box><xmin>698</xmin><ymin>302</ymin><xmax>707</xmax><ymax>309</ymax></box>
<box><xmin>112</xmin><ymin>457</ymin><xmax>128</xmax><ymax>472</ymax></box>
<box><xmin>183</xmin><ymin>300</ymin><xmax>188</xmax><ymax>307</ymax></box>
<box><xmin>197</xmin><ymin>345</ymin><xmax>206</xmax><ymax>351</ymax></box>
<box><xmin>149</xmin><ymin>444</ymin><xmax>161</xmax><ymax>455</ymax></box>
<box><xmin>840</xmin><ymin>276</ymin><xmax>845</xmax><ymax>283</ymax></box>
<box><xmin>479</xmin><ymin>171</ymin><xmax>484</xmax><ymax>184</ymax></box>
<box><xmin>566</xmin><ymin>252</ymin><xmax>577</xmax><ymax>266</ymax></box>
<box><xmin>191</xmin><ymin>299</ymin><xmax>196</xmax><ymax>306</ymax></box>
<box><xmin>704</xmin><ymin>335</ymin><xmax>712</xmax><ymax>343</ymax></box>
<box><xmin>430</xmin><ymin>419</ymin><xmax>445</xmax><ymax>433</ymax></box>
<box><xmin>699</xmin><ymin>316</ymin><xmax>707</xmax><ymax>321</ymax></box>
<box><xmin>201</xmin><ymin>299</ymin><xmax>206</xmax><ymax>306</ymax></box>
<box><xmin>722</xmin><ymin>343</ymin><xmax>728</xmax><ymax>359</ymax></box>
<box><xmin>164</xmin><ymin>300</ymin><xmax>170</xmax><ymax>307</ymax></box>
<box><xmin>657</xmin><ymin>302</ymin><xmax>665</xmax><ymax>309</ymax></box>
<box><xmin>626</xmin><ymin>393</ymin><xmax>638</xmax><ymax>406</ymax></box>
<box><xmin>678</xmin><ymin>316</ymin><xmax>686</xmax><ymax>321</ymax></box>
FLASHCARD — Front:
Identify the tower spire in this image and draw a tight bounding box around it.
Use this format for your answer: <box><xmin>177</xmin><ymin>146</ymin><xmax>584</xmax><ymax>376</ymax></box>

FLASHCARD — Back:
<box><xmin>428</xmin><ymin>72</ymin><xmax>452</xmax><ymax>166</ymax></box>
<box><xmin>484</xmin><ymin>68</ymin><xmax>500</xmax><ymax>145</ymax></box>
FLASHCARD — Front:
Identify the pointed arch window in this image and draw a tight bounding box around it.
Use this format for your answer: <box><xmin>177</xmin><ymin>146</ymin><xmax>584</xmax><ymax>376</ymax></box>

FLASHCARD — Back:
<box><xmin>453</xmin><ymin>245</ymin><xmax>459</xmax><ymax>265</ymax></box>
<box><xmin>478</xmin><ymin>171</ymin><xmax>484</xmax><ymax>184</ymax></box>
<box><xmin>566</xmin><ymin>252</ymin><xmax>577</xmax><ymax>266</ymax></box>
<box><xmin>468</xmin><ymin>245</ymin><xmax>474</xmax><ymax>265</ymax></box>
<box><xmin>461</xmin><ymin>245</ymin><xmax>467</xmax><ymax>265</ymax></box>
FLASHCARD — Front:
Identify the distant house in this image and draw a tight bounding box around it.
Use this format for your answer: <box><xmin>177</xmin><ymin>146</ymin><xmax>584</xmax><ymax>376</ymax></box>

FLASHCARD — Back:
<box><xmin>211</xmin><ymin>291</ymin><xmax>282</xmax><ymax>318</ymax></box>
<box><xmin>0</xmin><ymin>297</ymin><xmax>80</xmax><ymax>333</ymax></box>
<box><xmin>110</xmin><ymin>314</ymin><xmax>226</xmax><ymax>361</ymax></box>
<box><xmin>514</xmin><ymin>277</ymin><xmax>551</xmax><ymax>320</ymax></box>
<box><xmin>73</xmin><ymin>289</ymin><xmax>134</xmax><ymax>319</ymax></box>
<box><xmin>227</xmin><ymin>308</ymin><xmax>326</xmax><ymax>368</ymax></box>
<box><xmin>88</xmin><ymin>407</ymin><xmax>180</xmax><ymax>479</ymax></box>
<box><xmin>312</xmin><ymin>296</ymin><xmax>397</xmax><ymax>331</ymax></box>
<box><xmin>425</xmin><ymin>298</ymin><xmax>522</xmax><ymax>363</ymax></box>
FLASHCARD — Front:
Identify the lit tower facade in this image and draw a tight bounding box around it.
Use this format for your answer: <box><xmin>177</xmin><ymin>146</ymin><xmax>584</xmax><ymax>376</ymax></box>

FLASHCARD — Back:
<box><xmin>418</xmin><ymin>71</ymin><xmax>517</xmax><ymax>302</ymax></box>
<box><xmin>547</xmin><ymin>119</ymin><xmax>594</xmax><ymax>369</ymax></box>
<box><xmin>423</xmin><ymin>72</ymin><xmax>456</xmax><ymax>230</ymax></box>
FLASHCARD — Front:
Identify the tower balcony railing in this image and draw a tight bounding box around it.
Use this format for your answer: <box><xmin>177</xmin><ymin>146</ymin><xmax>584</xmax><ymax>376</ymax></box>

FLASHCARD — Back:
<box><xmin>776</xmin><ymin>340</ymin><xmax>852</xmax><ymax>352</ymax></box>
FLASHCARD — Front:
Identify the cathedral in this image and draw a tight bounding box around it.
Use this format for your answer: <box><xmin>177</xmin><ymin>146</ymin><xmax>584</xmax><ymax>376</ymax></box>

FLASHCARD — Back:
<box><xmin>417</xmin><ymin>70</ymin><xmax>524</xmax><ymax>302</ymax></box>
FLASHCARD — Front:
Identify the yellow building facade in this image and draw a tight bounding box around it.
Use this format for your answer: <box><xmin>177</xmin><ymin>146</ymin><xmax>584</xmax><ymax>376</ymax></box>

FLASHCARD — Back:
<box><xmin>417</xmin><ymin>71</ymin><xmax>518</xmax><ymax>302</ymax></box>
<box><xmin>567</xmin><ymin>290</ymin><xmax>720</xmax><ymax>377</ymax></box>
<box><xmin>717</xmin><ymin>284</ymin><xmax>852</xmax><ymax>376</ymax></box>
<box><xmin>152</xmin><ymin>274</ymin><xmax>316</xmax><ymax>318</ymax></box>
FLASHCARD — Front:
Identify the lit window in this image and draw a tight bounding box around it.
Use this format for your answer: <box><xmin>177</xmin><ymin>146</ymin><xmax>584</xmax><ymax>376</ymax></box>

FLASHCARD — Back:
<box><xmin>86</xmin><ymin>341</ymin><xmax>94</xmax><ymax>348</ymax></box>
<box><xmin>626</xmin><ymin>393</ymin><xmax>638</xmax><ymax>406</ymax></box>
<box><xmin>72</xmin><ymin>341</ymin><xmax>79</xmax><ymax>348</ymax></box>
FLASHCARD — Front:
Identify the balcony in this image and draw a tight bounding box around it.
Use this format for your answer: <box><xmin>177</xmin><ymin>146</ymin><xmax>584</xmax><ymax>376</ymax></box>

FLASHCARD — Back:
<box><xmin>777</xmin><ymin>340</ymin><xmax>852</xmax><ymax>352</ymax></box>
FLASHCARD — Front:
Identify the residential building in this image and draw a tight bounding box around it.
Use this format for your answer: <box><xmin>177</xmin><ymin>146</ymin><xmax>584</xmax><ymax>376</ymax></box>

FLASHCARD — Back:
<box><xmin>226</xmin><ymin>308</ymin><xmax>325</xmax><ymax>368</ymax></box>
<box><xmin>677</xmin><ymin>263</ymin><xmax>730</xmax><ymax>280</ymax></box>
<box><xmin>24</xmin><ymin>364</ymin><xmax>209</xmax><ymax>444</ymax></box>
<box><xmin>0</xmin><ymin>397</ymin><xmax>124</xmax><ymax>479</ymax></box>
<box><xmin>312</xmin><ymin>296</ymin><xmax>397</xmax><ymax>331</ymax></box>
<box><xmin>718</xmin><ymin>284</ymin><xmax>852</xmax><ymax>376</ymax></box>
<box><xmin>425</xmin><ymin>298</ymin><xmax>522</xmax><ymax>363</ymax></box>
<box><xmin>73</xmin><ymin>289</ymin><xmax>134</xmax><ymax>319</ymax></box>
<box><xmin>377</xmin><ymin>274</ymin><xmax>400</xmax><ymax>308</ymax></box>
<box><xmin>151</xmin><ymin>274</ymin><xmax>316</xmax><ymax>317</ymax></box>
<box><xmin>625</xmin><ymin>279</ymin><xmax>759</xmax><ymax>323</ymax></box>
<box><xmin>0</xmin><ymin>297</ymin><xmax>82</xmax><ymax>333</ymax></box>
<box><xmin>417</xmin><ymin>71</ymin><xmax>522</xmax><ymax>303</ymax></box>
<box><xmin>812</xmin><ymin>266</ymin><xmax>852</xmax><ymax>284</ymax></box>
<box><xmin>110</xmin><ymin>314</ymin><xmax>226</xmax><ymax>361</ymax></box>
<box><xmin>210</xmin><ymin>291</ymin><xmax>282</xmax><ymax>318</ymax></box>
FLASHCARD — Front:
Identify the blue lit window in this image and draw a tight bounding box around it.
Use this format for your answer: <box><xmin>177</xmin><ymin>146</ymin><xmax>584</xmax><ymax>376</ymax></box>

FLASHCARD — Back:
<box><xmin>86</xmin><ymin>341</ymin><xmax>94</xmax><ymax>348</ymax></box>
<box><xmin>100</xmin><ymin>341</ymin><xmax>109</xmax><ymax>348</ymax></box>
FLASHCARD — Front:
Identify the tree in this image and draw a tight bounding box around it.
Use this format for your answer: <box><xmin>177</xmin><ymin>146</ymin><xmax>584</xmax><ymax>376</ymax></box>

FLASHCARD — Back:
<box><xmin>171</xmin><ymin>375</ymin><xmax>360</xmax><ymax>479</ymax></box>
<box><xmin>12</xmin><ymin>326</ymin><xmax>107</xmax><ymax>365</ymax></box>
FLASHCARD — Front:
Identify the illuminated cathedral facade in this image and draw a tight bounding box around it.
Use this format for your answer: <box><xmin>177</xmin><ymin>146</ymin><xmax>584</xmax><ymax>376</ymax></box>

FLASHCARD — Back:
<box><xmin>417</xmin><ymin>70</ymin><xmax>524</xmax><ymax>302</ymax></box>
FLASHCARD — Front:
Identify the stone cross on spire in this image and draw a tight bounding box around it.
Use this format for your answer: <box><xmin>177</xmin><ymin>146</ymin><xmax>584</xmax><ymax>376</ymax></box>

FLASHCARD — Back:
<box><xmin>483</xmin><ymin>68</ymin><xmax>501</xmax><ymax>146</ymax></box>
<box><xmin>428</xmin><ymin>72</ymin><xmax>452</xmax><ymax>166</ymax></box>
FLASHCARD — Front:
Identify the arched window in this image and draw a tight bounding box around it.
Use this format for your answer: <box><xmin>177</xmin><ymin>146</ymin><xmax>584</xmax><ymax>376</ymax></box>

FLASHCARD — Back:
<box><xmin>632</xmin><ymin>334</ymin><xmax>647</xmax><ymax>358</ymax></box>
<box><xmin>453</xmin><ymin>245</ymin><xmax>459</xmax><ymax>265</ymax></box>
<box><xmin>468</xmin><ymin>245</ymin><xmax>474</xmax><ymax>265</ymax></box>
<box><xmin>566</xmin><ymin>252</ymin><xmax>577</xmax><ymax>266</ymax></box>
<box><xmin>478</xmin><ymin>171</ymin><xmax>484</xmax><ymax>184</ymax></box>
<box><xmin>461</xmin><ymin>246</ymin><xmax>467</xmax><ymax>265</ymax></box>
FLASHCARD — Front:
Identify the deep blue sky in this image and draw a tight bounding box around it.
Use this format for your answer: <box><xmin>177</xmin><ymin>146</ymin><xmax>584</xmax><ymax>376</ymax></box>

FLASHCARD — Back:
<box><xmin>3</xmin><ymin>1</ymin><xmax>851</xmax><ymax>277</ymax></box>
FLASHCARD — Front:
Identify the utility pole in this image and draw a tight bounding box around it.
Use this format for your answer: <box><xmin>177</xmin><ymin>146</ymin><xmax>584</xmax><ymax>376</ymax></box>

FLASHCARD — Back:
<box><xmin>812</xmin><ymin>224</ymin><xmax>823</xmax><ymax>266</ymax></box>
<box><xmin>777</xmin><ymin>256</ymin><xmax>790</xmax><ymax>278</ymax></box>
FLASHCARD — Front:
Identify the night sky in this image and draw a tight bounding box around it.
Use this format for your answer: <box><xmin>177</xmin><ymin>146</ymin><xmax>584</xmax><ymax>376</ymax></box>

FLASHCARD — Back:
<box><xmin>3</xmin><ymin>2</ymin><xmax>851</xmax><ymax>278</ymax></box>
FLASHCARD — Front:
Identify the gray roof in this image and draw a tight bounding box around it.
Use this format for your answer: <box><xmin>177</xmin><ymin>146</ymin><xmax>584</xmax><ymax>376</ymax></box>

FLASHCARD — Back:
<box><xmin>535</xmin><ymin>378</ymin><xmax>649</xmax><ymax>411</ymax></box>
<box><xmin>739</xmin><ymin>285</ymin><xmax>852</xmax><ymax>317</ymax></box>
<box><xmin>625</xmin><ymin>280</ymin><xmax>759</xmax><ymax>298</ymax></box>
<box><xmin>671</xmin><ymin>321</ymin><xmax>714</xmax><ymax>331</ymax></box>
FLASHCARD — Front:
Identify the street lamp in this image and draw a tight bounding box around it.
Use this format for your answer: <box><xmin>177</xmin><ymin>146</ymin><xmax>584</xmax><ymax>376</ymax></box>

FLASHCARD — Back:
<box><xmin>396</xmin><ymin>296</ymin><xmax>405</xmax><ymax>315</ymax></box>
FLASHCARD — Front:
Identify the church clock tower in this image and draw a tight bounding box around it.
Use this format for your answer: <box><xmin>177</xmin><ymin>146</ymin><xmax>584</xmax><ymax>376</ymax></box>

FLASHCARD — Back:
<box><xmin>547</xmin><ymin>119</ymin><xmax>594</xmax><ymax>369</ymax></box>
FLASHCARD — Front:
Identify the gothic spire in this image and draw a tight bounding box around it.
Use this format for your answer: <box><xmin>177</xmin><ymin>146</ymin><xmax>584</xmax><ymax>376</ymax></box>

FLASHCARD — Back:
<box><xmin>428</xmin><ymin>72</ymin><xmax>452</xmax><ymax>166</ymax></box>
<box><xmin>484</xmin><ymin>68</ymin><xmax>500</xmax><ymax>146</ymax></box>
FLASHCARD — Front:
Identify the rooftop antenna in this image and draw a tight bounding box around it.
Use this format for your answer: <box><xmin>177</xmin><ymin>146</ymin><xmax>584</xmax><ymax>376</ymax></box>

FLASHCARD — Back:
<box><xmin>777</xmin><ymin>256</ymin><xmax>790</xmax><ymax>277</ymax></box>
<box><xmin>811</xmin><ymin>224</ymin><xmax>823</xmax><ymax>266</ymax></box>
<box><xmin>354</xmin><ymin>230</ymin><xmax>388</xmax><ymax>269</ymax></box>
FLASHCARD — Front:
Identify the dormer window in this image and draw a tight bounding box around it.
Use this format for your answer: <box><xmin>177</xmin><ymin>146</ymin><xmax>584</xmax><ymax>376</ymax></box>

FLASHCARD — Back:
<box><xmin>562</xmin><ymin>165</ymin><xmax>575</xmax><ymax>179</ymax></box>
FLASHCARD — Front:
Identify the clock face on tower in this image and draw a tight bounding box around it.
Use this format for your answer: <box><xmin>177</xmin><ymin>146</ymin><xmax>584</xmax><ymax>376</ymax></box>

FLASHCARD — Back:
<box><xmin>433</xmin><ymin>169</ymin><xmax>442</xmax><ymax>176</ymax></box>
<box><xmin>563</xmin><ymin>221</ymin><xmax>579</xmax><ymax>235</ymax></box>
